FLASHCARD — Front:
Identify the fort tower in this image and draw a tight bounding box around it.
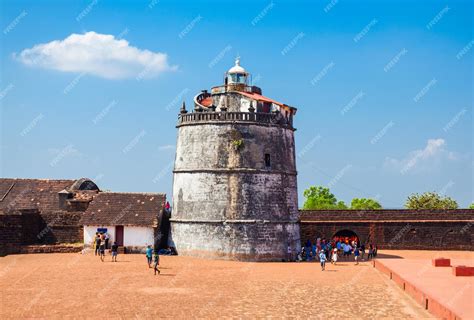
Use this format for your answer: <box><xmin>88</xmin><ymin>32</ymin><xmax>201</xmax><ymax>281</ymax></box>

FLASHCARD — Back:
<box><xmin>171</xmin><ymin>58</ymin><xmax>300</xmax><ymax>261</ymax></box>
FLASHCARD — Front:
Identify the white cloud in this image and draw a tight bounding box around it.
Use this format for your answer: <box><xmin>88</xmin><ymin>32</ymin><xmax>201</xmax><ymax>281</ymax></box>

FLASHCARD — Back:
<box><xmin>384</xmin><ymin>138</ymin><xmax>458</xmax><ymax>174</ymax></box>
<box><xmin>15</xmin><ymin>31</ymin><xmax>177</xmax><ymax>79</ymax></box>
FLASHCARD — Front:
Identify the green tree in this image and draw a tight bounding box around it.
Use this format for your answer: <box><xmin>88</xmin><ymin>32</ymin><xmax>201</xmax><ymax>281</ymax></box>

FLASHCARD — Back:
<box><xmin>350</xmin><ymin>198</ymin><xmax>382</xmax><ymax>210</ymax></box>
<box><xmin>405</xmin><ymin>192</ymin><xmax>458</xmax><ymax>209</ymax></box>
<box><xmin>302</xmin><ymin>186</ymin><xmax>347</xmax><ymax>210</ymax></box>
<box><xmin>469</xmin><ymin>203</ymin><xmax>474</xmax><ymax>209</ymax></box>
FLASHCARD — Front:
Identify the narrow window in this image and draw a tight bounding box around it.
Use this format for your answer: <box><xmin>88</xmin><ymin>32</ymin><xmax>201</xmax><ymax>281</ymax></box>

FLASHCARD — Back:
<box><xmin>264</xmin><ymin>153</ymin><xmax>271</xmax><ymax>168</ymax></box>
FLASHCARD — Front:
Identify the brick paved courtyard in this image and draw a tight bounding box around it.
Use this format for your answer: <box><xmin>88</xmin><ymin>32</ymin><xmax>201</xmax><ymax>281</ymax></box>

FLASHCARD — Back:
<box><xmin>1</xmin><ymin>251</ymin><xmax>463</xmax><ymax>318</ymax></box>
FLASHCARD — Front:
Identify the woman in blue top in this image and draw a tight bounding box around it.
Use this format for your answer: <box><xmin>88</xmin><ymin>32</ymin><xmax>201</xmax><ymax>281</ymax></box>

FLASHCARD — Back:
<box><xmin>354</xmin><ymin>247</ymin><xmax>360</xmax><ymax>265</ymax></box>
<box><xmin>146</xmin><ymin>245</ymin><xmax>153</xmax><ymax>268</ymax></box>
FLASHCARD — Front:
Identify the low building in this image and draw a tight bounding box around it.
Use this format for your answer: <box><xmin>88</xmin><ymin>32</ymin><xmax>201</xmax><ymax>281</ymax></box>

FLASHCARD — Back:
<box><xmin>0</xmin><ymin>178</ymin><xmax>99</xmax><ymax>255</ymax></box>
<box><xmin>80</xmin><ymin>192</ymin><xmax>166</xmax><ymax>252</ymax></box>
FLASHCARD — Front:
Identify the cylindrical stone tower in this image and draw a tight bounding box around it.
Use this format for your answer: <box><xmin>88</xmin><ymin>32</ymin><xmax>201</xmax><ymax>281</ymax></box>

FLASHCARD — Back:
<box><xmin>170</xmin><ymin>58</ymin><xmax>300</xmax><ymax>261</ymax></box>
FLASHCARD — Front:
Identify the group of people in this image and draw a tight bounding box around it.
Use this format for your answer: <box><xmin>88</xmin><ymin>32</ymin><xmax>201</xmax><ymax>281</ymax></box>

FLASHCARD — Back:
<box><xmin>146</xmin><ymin>245</ymin><xmax>161</xmax><ymax>275</ymax></box>
<box><xmin>293</xmin><ymin>238</ymin><xmax>378</xmax><ymax>271</ymax></box>
<box><xmin>91</xmin><ymin>234</ymin><xmax>164</xmax><ymax>275</ymax></box>
<box><xmin>93</xmin><ymin>232</ymin><xmax>118</xmax><ymax>262</ymax></box>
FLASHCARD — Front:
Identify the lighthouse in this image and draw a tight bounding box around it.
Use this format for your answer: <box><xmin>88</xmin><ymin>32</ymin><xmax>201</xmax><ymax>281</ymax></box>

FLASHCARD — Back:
<box><xmin>171</xmin><ymin>58</ymin><xmax>300</xmax><ymax>261</ymax></box>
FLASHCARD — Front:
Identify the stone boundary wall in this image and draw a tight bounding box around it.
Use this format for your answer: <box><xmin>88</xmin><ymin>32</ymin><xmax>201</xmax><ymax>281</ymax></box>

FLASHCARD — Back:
<box><xmin>38</xmin><ymin>211</ymin><xmax>84</xmax><ymax>244</ymax></box>
<box><xmin>19</xmin><ymin>244</ymin><xmax>83</xmax><ymax>254</ymax></box>
<box><xmin>300</xmin><ymin>209</ymin><xmax>474</xmax><ymax>250</ymax></box>
<box><xmin>0</xmin><ymin>210</ymin><xmax>84</xmax><ymax>256</ymax></box>
<box><xmin>0</xmin><ymin>212</ymin><xmax>22</xmax><ymax>256</ymax></box>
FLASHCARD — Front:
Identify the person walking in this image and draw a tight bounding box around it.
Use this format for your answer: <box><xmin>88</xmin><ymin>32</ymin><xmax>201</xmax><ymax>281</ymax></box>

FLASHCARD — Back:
<box><xmin>94</xmin><ymin>233</ymin><xmax>101</xmax><ymax>256</ymax></box>
<box><xmin>104</xmin><ymin>232</ymin><xmax>110</xmax><ymax>249</ymax></box>
<box><xmin>360</xmin><ymin>244</ymin><xmax>366</xmax><ymax>261</ymax></box>
<box><xmin>153</xmin><ymin>250</ymin><xmax>160</xmax><ymax>275</ymax></box>
<box><xmin>326</xmin><ymin>242</ymin><xmax>332</xmax><ymax>260</ymax></box>
<box><xmin>354</xmin><ymin>247</ymin><xmax>360</xmax><ymax>265</ymax></box>
<box><xmin>287</xmin><ymin>243</ymin><xmax>292</xmax><ymax>262</ymax></box>
<box><xmin>331</xmin><ymin>248</ymin><xmax>338</xmax><ymax>265</ymax></box>
<box><xmin>99</xmin><ymin>238</ymin><xmax>106</xmax><ymax>262</ymax></box>
<box><xmin>111</xmin><ymin>241</ymin><xmax>118</xmax><ymax>262</ymax></box>
<box><xmin>343</xmin><ymin>243</ymin><xmax>351</xmax><ymax>260</ymax></box>
<box><xmin>146</xmin><ymin>245</ymin><xmax>153</xmax><ymax>268</ymax></box>
<box><xmin>305</xmin><ymin>239</ymin><xmax>312</xmax><ymax>261</ymax></box>
<box><xmin>368</xmin><ymin>244</ymin><xmax>373</xmax><ymax>260</ymax></box>
<box><xmin>319</xmin><ymin>250</ymin><xmax>327</xmax><ymax>271</ymax></box>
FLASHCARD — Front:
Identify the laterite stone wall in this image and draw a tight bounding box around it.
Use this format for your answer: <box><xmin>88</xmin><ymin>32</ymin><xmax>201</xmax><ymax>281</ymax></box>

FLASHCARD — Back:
<box><xmin>300</xmin><ymin>209</ymin><xmax>474</xmax><ymax>250</ymax></box>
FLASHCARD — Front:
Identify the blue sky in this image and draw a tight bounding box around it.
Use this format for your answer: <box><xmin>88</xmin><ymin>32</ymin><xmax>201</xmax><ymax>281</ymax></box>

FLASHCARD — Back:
<box><xmin>0</xmin><ymin>0</ymin><xmax>472</xmax><ymax>208</ymax></box>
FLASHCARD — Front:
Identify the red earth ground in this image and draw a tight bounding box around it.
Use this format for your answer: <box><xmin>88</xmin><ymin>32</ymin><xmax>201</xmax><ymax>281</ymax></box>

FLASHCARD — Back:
<box><xmin>1</xmin><ymin>250</ymin><xmax>469</xmax><ymax>319</ymax></box>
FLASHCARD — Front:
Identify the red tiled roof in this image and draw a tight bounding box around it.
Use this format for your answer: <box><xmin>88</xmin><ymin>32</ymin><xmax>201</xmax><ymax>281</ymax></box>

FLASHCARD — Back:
<box><xmin>201</xmin><ymin>96</ymin><xmax>213</xmax><ymax>107</ymax></box>
<box><xmin>0</xmin><ymin>178</ymin><xmax>76</xmax><ymax>213</ymax></box>
<box><xmin>80</xmin><ymin>192</ymin><xmax>166</xmax><ymax>227</ymax></box>
<box><xmin>237</xmin><ymin>91</ymin><xmax>285</xmax><ymax>107</ymax></box>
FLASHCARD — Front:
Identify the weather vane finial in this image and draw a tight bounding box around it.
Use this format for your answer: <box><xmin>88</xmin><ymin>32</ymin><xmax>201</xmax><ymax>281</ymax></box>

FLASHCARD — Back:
<box><xmin>235</xmin><ymin>55</ymin><xmax>240</xmax><ymax>66</ymax></box>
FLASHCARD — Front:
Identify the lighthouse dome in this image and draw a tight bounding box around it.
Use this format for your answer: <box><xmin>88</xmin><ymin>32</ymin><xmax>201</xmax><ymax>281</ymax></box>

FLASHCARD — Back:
<box><xmin>228</xmin><ymin>57</ymin><xmax>247</xmax><ymax>74</ymax></box>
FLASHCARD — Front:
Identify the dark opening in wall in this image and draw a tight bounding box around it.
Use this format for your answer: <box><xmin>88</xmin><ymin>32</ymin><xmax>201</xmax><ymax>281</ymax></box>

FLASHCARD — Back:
<box><xmin>265</xmin><ymin>153</ymin><xmax>271</xmax><ymax>168</ymax></box>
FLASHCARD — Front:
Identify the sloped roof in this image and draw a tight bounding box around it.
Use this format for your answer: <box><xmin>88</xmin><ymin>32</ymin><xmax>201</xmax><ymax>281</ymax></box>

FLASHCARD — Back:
<box><xmin>0</xmin><ymin>178</ymin><xmax>76</xmax><ymax>213</ymax></box>
<box><xmin>80</xmin><ymin>192</ymin><xmax>166</xmax><ymax>227</ymax></box>
<box><xmin>201</xmin><ymin>96</ymin><xmax>213</xmax><ymax>107</ymax></box>
<box><xmin>236</xmin><ymin>91</ymin><xmax>297</xmax><ymax>111</ymax></box>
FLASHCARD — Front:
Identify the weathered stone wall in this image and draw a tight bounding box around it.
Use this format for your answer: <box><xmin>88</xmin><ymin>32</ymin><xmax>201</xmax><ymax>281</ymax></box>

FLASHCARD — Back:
<box><xmin>0</xmin><ymin>212</ymin><xmax>22</xmax><ymax>256</ymax></box>
<box><xmin>20</xmin><ymin>210</ymin><xmax>43</xmax><ymax>244</ymax></box>
<box><xmin>172</xmin><ymin>221</ymin><xmax>300</xmax><ymax>260</ymax></box>
<box><xmin>37</xmin><ymin>211</ymin><xmax>84</xmax><ymax>244</ymax></box>
<box><xmin>300</xmin><ymin>209</ymin><xmax>474</xmax><ymax>250</ymax></box>
<box><xmin>172</xmin><ymin>120</ymin><xmax>300</xmax><ymax>261</ymax></box>
<box><xmin>174</xmin><ymin>122</ymin><xmax>296</xmax><ymax>171</ymax></box>
<box><xmin>0</xmin><ymin>209</ymin><xmax>84</xmax><ymax>256</ymax></box>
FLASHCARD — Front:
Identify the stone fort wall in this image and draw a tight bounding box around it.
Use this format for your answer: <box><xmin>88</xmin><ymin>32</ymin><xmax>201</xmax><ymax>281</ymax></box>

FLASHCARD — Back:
<box><xmin>300</xmin><ymin>209</ymin><xmax>474</xmax><ymax>250</ymax></box>
<box><xmin>0</xmin><ymin>210</ymin><xmax>84</xmax><ymax>256</ymax></box>
<box><xmin>171</xmin><ymin>117</ymin><xmax>300</xmax><ymax>261</ymax></box>
<box><xmin>1</xmin><ymin>207</ymin><xmax>473</xmax><ymax>256</ymax></box>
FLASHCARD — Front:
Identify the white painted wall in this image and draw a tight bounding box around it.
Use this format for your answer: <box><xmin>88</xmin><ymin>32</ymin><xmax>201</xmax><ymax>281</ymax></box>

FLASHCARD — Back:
<box><xmin>83</xmin><ymin>225</ymin><xmax>154</xmax><ymax>247</ymax></box>
<box><xmin>124</xmin><ymin>226</ymin><xmax>154</xmax><ymax>247</ymax></box>
<box><xmin>84</xmin><ymin>225</ymin><xmax>116</xmax><ymax>246</ymax></box>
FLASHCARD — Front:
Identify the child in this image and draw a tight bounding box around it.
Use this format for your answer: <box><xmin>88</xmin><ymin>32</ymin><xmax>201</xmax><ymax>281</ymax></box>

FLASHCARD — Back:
<box><xmin>331</xmin><ymin>248</ymin><xmax>338</xmax><ymax>265</ymax></box>
<box><xmin>368</xmin><ymin>245</ymin><xmax>373</xmax><ymax>260</ymax></box>
<box><xmin>319</xmin><ymin>250</ymin><xmax>327</xmax><ymax>271</ymax></box>
<box><xmin>354</xmin><ymin>247</ymin><xmax>360</xmax><ymax>265</ymax></box>
<box><xmin>146</xmin><ymin>245</ymin><xmax>153</xmax><ymax>268</ymax></box>
<box><xmin>153</xmin><ymin>251</ymin><xmax>160</xmax><ymax>275</ymax></box>
<box><xmin>111</xmin><ymin>241</ymin><xmax>118</xmax><ymax>262</ymax></box>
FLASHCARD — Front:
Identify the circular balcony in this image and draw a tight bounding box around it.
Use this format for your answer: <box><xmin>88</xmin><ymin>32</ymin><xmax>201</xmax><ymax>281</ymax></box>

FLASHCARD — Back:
<box><xmin>177</xmin><ymin>111</ymin><xmax>294</xmax><ymax>129</ymax></box>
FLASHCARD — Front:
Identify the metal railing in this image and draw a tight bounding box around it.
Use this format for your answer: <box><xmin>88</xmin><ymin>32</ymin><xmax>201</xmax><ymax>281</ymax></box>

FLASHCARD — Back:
<box><xmin>177</xmin><ymin>111</ymin><xmax>294</xmax><ymax>128</ymax></box>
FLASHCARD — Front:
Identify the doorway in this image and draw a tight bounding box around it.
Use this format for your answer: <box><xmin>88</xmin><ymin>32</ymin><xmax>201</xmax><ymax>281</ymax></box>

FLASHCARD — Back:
<box><xmin>115</xmin><ymin>226</ymin><xmax>124</xmax><ymax>246</ymax></box>
<box><xmin>333</xmin><ymin>229</ymin><xmax>359</xmax><ymax>245</ymax></box>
